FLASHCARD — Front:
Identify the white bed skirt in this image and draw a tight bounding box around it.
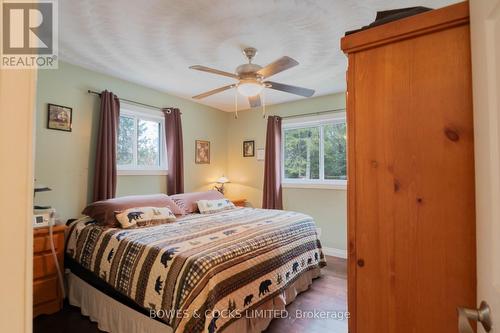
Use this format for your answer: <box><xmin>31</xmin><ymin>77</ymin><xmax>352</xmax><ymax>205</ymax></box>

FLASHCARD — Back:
<box><xmin>67</xmin><ymin>268</ymin><xmax>322</xmax><ymax>333</ymax></box>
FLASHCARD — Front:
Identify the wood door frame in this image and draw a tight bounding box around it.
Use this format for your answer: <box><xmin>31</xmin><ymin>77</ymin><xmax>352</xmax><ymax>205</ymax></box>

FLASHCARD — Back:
<box><xmin>0</xmin><ymin>68</ymin><xmax>37</xmax><ymax>331</ymax></box>
<box><xmin>0</xmin><ymin>1</ymin><xmax>38</xmax><ymax>327</ymax></box>
<box><xmin>470</xmin><ymin>0</ymin><xmax>500</xmax><ymax>330</ymax></box>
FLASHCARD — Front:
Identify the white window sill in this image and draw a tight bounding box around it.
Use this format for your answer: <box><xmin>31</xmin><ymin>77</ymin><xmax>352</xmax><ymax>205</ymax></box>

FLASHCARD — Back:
<box><xmin>117</xmin><ymin>169</ymin><xmax>168</xmax><ymax>176</ymax></box>
<box><xmin>282</xmin><ymin>182</ymin><xmax>347</xmax><ymax>190</ymax></box>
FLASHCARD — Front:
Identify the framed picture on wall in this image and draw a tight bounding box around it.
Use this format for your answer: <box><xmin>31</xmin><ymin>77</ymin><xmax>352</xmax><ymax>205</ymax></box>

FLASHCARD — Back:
<box><xmin>47</xmin><ymin>103</ymin><xmax>73</xmax><ymax>132</ymax></box>
<box><xmin>195</xmin><ymin>140</ymin><xmax>210</xmax><ymax>164</ymax></box>
<box><xmin>256</xmin><ymin>148</ymin><xmax>265</xmax><ymax>161</ymax></box>
<box><xmin>243</xmin><ymin>140</ymin><xmax>255</xmax><ymax>157</ymax></box>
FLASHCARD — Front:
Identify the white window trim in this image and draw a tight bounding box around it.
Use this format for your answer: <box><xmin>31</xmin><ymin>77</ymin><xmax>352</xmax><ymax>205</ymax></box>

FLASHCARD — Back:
<box><xmin>117</xmin><ymin>169</ymin><xmax>168</xmax><ymax>176</ymax></box>
<box><xmin>117</xmin><ymin>103</ymin><xmax>168</xmax><ymax>176</ymax></box>
<box><xmin>282</xmin><ymin>181</ymin><xmax>347</xmax><ymax>190</ymax></box>
<box><xmin>281</xmin><ymin>112</ymin><xmax>347</xmax><ymax>189</ymax></box>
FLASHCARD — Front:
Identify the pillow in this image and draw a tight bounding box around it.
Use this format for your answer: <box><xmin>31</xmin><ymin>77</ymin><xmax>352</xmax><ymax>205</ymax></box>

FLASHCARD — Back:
<box><xmin>197</xmin><ymin>199</ymin><xmax>235</xmax><ymax>214</ymax></box>
<box><xmin>170</xmin><ymin>190</ymin><xmax>224</xmax><ymax>214</ymax></box>
<box><xmin>115</xmin><ymin>207</ymin><xmax>176</xmax><ymax>228</ymax></box>
<box><xmin>82</xmin><ymin>194</ymin><xmax>185</xmax><ymax>226</ymax></box>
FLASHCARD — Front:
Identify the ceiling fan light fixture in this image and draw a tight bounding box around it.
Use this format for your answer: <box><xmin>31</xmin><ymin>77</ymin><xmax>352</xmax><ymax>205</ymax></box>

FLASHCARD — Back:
<box><xmin>189</xmin><ymin>47</ymin><xmax>315</xmax><ymax>103</ymax></box>
<box><xmin>237</xmin><ymin>81</ymin><xmax>263</xmax><ymax>97</ymax></box>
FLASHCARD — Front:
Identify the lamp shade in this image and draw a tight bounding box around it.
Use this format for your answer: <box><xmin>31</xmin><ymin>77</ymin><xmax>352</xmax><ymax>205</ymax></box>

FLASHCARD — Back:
<box><xmin>216</xmin><ymin>176</ymin><xmax>230</xmax><ymax>184</ymax></box>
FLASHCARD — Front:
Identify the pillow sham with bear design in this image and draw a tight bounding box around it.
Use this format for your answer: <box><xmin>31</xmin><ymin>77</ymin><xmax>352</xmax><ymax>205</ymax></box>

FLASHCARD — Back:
<box><xmin>196</xmin><ymin>199</ymin><xmax>236</xmax><ymax>214</ymax></box>
<box><xmin>115</xmin><ymin>206</ymin><xmax>176</xmax><ymax>229</ymax></box>
<box><xmin>83</xmin><ymin>194</ymin><xmax>185</xmax><ymax>227</ymax></box>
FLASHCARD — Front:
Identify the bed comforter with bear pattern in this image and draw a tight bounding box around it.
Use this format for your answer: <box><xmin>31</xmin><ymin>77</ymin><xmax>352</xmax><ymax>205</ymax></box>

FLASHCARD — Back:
<box><xmin>66</xmin><ymin>207</ymin><xmax>326</xmax><ymax>333</ymax></box>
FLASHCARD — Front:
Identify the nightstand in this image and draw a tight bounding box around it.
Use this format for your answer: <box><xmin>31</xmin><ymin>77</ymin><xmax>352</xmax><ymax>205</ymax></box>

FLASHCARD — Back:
<box><xmin>33</xmin><ymin>225</ymin><xmax>65</xmax><ymax>317</ymax></box>
<box><xmin>231</xmin><ymin>198</ymin><xmax>247</xmax><ymax>207</ymax></box>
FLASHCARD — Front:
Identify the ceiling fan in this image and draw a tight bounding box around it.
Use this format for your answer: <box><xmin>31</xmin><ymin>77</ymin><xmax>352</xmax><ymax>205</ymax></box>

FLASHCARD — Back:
<box><xmin>189</xmin><ymin>47</ymin><xmax>315</xmax><ymax>109</ymax></box>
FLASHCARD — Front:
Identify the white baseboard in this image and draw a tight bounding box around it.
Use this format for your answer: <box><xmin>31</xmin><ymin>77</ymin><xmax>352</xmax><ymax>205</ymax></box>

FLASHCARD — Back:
<box><xmin>322</xmin><ymin>247</ymin><xmax>347</xmax><ymax>259</ymax></box>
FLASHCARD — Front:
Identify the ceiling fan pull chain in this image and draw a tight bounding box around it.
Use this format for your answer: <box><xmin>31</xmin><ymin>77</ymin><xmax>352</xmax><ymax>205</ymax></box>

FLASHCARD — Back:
<box><xmin>262</xmin><ymin>89</ymin><xmax>266</xmax><ymax>118</ymax></box>
<box><xmin>234</xmin><ymin>88</ymin><xmax>239</xmax><ymax>119</ymax></box>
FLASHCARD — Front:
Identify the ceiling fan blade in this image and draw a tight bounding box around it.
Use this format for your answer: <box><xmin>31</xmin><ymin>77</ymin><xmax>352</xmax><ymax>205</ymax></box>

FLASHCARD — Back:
<box><xmin>189</xmin><ymin>65</ymin><xmax>239</xmax><ymax>79</ymax></box>
<box><xmin>264</xmin><ymin>81</ymin><xmax>315</xmax><ymax>97</ymax></box>
<box><xmin>248</xmin><ymin>95</ymin><xmax>261</xmax><ymax>108</ymax></box>
<box><xmin>257</xmin><ymin>56</ymin><xmax>299</xmax><ymax>78</ymax></box>
<box><xmin>192</xmin><ymin>84</ymin><xmax>235</xmax><ymax>99</ymax></box>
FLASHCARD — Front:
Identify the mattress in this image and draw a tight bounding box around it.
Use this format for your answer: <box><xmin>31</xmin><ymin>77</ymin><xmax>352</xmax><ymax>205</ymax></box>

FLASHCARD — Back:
<box><xmin>65</xmin><ymin>207</ymin><xmax>326</xmax><ymax>333</ymax></box>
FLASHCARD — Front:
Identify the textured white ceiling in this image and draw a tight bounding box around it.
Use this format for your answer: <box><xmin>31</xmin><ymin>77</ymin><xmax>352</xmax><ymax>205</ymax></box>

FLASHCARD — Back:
<box><xmin>59</xmin><ymin>0</ymin><xmax>458</xmax><ymax>111</ymax></box>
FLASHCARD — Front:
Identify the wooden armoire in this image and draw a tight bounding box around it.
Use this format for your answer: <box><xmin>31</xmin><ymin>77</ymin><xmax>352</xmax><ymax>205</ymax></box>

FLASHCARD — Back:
<box><xmin>341</xmin><ymin>2</ymin><xmax>476</xmax><ymax>333</ymax></box>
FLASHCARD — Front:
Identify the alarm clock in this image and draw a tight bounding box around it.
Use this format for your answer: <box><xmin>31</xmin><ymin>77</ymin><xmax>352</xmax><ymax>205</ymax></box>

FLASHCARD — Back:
<box><xmin>33</xmin><ymin>208</ymin><xmax>56</xmax><ymax>228</ymax></box>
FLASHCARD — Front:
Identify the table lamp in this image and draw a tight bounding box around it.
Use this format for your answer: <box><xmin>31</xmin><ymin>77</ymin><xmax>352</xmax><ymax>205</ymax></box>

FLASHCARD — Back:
<box><xmin>214</xmin><ymin>176</ymin><xmax>230</xmax><ymax>194</ymax></box>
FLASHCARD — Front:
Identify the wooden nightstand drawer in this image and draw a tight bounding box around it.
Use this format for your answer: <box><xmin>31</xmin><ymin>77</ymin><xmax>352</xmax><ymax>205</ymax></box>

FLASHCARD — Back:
<box><xmin>33</xmin><ymin>276</ymin><xmax>58</xmax><ymax>306</ymax></box>
<box><xmin>33</xmin><ymin>253</ymin><xmax>61</xmax><ymax>279</ymax></box>
<box><xmin>34</xmin><ymin>232</ymin><xmax>63</xmax><ymax>253</ymax></box>
<box><xmin>231</xmin><ymin>198</ymin><xmax>247</xmax><ymax>207</ymax></box>
<box><xmin>33</xmin><ymin>225</ymin><xmax>65</xmax><ymax>317</ymax></box>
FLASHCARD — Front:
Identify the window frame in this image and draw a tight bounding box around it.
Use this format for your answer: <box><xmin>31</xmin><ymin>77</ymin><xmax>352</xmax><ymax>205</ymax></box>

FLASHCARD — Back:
<box><xmin>117</xmin><ymin>103</ymin><xmax>168</xmax><ymax>176</ymax></box>
<box><xmin>281</xmin><ymin>112</ymin><xmax>347</xmax><ymax>190</ymax></box>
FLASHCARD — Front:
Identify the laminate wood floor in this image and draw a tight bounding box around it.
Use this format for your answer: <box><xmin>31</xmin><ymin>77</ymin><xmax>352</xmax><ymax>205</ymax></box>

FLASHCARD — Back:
<box><xmin>264</xmin><ymin>255</ymin><xmax>347</xmax><ymax>333</ymax></box>
<box><xmin>34</xmin><ymin>256</ymin><xmax>347</xmax><ymax>333</ymax></box>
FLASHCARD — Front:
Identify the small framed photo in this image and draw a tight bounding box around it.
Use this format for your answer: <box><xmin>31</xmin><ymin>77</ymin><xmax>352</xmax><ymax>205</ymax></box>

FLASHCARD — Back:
<box><xmin>195</xmin><ymin>140</ymin><xmax>210</xmax><ymax>164</ymax></box>
<box><xmin>47</xmin><ymin>103</ymin><xmax>72</xmax><ymax>132</ymax></box>
<box><xmin>243</xmin><ymin>140</ymin><xmax>255</xmax><ymax>157</ymax></box>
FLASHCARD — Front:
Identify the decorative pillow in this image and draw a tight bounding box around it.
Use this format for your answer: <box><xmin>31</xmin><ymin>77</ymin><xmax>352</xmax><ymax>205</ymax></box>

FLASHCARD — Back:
<box><xmin>115</xmin><ymin>207</ymin><xmax>176</xmax><ymax>228</ymax></box>
<box><xmin>197</xmin><ymin>199</ymin><xmax>236</xmax><ymax>214</ymax></box>
<box><xmin>170</xmin><ymin>190</ymin><xmax>224</xmax><ymax>214</ymax></box>
<box><xmin>82</xmin><ymin>194</ymin><xmax>185</xmax><ymax>226</ymax></box>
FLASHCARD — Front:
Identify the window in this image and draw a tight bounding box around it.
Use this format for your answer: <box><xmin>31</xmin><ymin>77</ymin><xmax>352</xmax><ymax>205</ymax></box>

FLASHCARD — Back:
<box><xmin>117</xmin><ymin>103</ymin><xmax>167</xmax><ymax>175</ymax></box>
<box><xmin>282</xmin><ymin>113</ymin><xmax>346</xmax><ymax>189</ymax></box>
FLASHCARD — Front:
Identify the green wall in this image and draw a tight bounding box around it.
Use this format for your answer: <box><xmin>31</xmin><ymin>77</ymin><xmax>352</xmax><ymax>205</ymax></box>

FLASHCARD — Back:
<box><xmin>224</xmin><ymin>94</ymin><xmax>347</xmax><ymax>252</ymax></box>
<box><xmin>34</xmin><ymin>62</ymin><xmax>347</xmax><ymax>252</ymax></box>
<box><xmin>35</xmin><ymin>62</ymin><xmax>228</xmax><ymax>220</ymax></box>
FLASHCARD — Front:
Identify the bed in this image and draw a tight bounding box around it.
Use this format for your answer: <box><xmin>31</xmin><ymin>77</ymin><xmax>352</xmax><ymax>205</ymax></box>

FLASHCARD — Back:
<box><xmin>65</xmin><ymin>207</ymin><xmax>326</xmax><ymax>333</ymax></box>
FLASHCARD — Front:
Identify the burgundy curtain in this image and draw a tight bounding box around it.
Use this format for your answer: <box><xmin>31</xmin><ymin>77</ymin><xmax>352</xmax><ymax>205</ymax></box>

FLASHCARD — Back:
<box><xmin>163</xmin><ymin>108</ymin><xmax>184</xmax><ymax>195</ymax></box>
<box><xmin>93</xmin><ymin>90</ymin><xmax>120</xmax><ymax>202</ymax></box>
<box><xmin>262</xmin><ymin>116</ymin><xmax>283</xmax><ymax>209</ymax></box>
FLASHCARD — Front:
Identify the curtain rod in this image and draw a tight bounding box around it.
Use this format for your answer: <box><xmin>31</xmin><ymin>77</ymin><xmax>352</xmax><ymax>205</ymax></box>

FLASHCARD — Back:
<box><xmin>278</xmin><ymin>108</ymin><xmax>346</xmax><ymax>119</ymax></box>
<box><xmin>87</xmin><ymin>90</ymin><xmax>180</xmax><ymax>113</ymax></box>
